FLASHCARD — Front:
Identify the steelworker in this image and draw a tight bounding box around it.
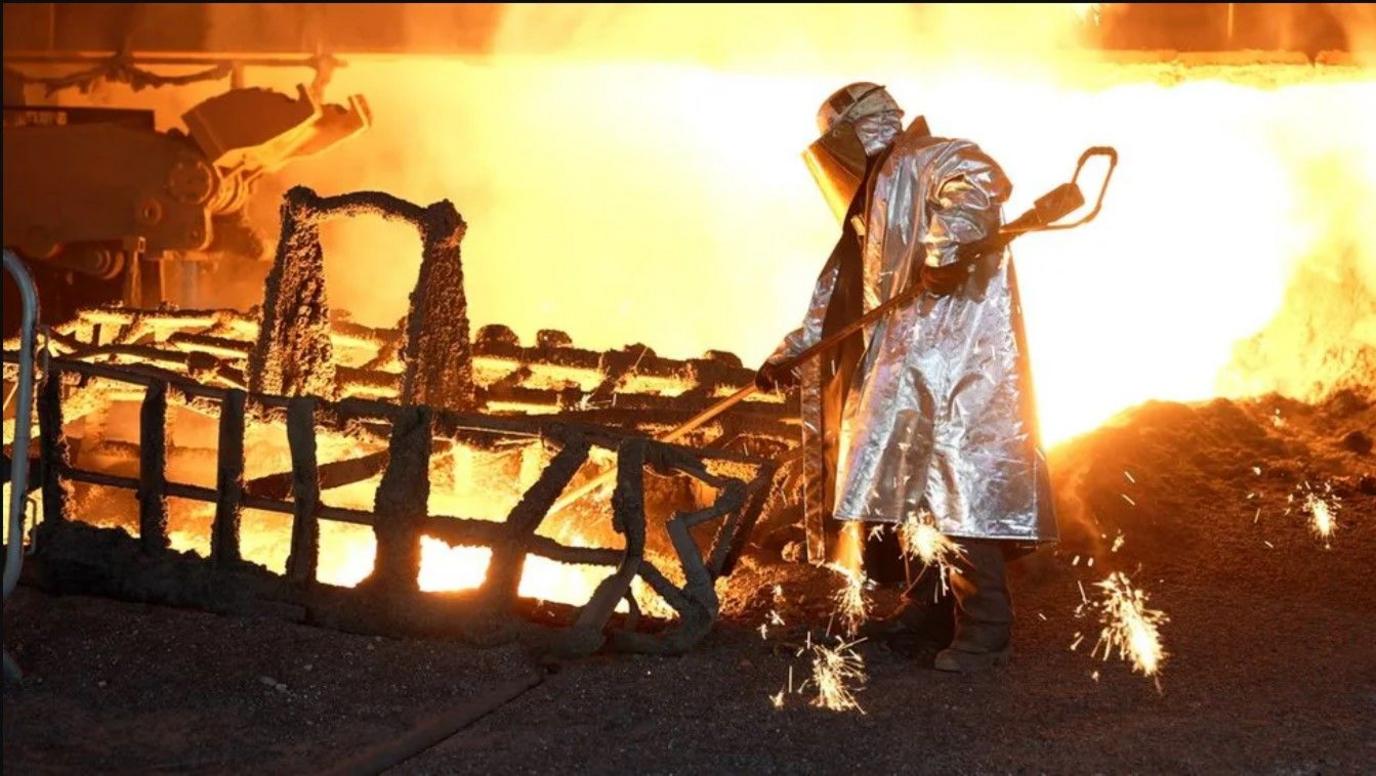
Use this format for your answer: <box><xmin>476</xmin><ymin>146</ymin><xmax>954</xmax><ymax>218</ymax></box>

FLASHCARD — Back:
<box><xmin>757</xmin><ymin>83</ymin><xmax>1056</xmax><ymax>672</ymax></box>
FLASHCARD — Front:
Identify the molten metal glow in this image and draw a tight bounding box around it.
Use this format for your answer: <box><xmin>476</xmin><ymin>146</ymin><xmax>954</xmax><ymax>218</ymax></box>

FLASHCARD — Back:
<box><xmin>277</xmin><ymin>49</ymin><xmax>1372</xmax><ymax>447</ymax></box>
<box><xmin>1092</xmin><ymin>572</ymin><xmax>1169</xmax><ymax>679</ymax></box>
<box><xmin>42</xmin><ymin>6</ymin><xmax>1376</xmax><ymax>447</ymax></box>
<box><xmin>22</xmin><ymin>4</ymin><xmax>1376</xmax><ymax>619</ymax></box>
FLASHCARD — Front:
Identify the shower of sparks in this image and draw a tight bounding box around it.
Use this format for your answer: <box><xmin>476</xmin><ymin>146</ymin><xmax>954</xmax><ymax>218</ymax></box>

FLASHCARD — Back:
<box><xmin>898</xmin><ymin>516</ymin><xmax>966</xmax><ymax>598</ymax></box>
<box><xmin>1300</xmin><ymin>483</ymin><xmax>1339</xmax><ymax>546</ymax></box>
<box><xmin>801</xmin><ymin>634</ymin><xmax>868</xmax><ymax>714</ymax></box>
<box><xmin>1091</xmin><ymin>572</ymin><xmax>1169</xmax><ymax>680</ymax></box>
<box><xmin>826</xmin><ymin>563</ymin><xmax>873</xmax><ymax>637</ymax></box>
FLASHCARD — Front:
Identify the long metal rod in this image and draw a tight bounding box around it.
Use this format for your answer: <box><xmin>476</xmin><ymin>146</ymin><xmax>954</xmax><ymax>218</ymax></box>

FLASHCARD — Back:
<box><xmin>3</xmin><ymin>250</ymin><xmax>40</xmax><ymax>682</ymax></box>
<box><xmin>549</xmin><ymin>146</ymin><xmax>1117</xmax><ymax>514</ymax></box>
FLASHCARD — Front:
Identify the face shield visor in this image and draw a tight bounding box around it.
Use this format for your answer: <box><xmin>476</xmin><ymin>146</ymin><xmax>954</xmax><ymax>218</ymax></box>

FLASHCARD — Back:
<box><xmin>801</xmin><ymin>83</ymin><xmax>899</xmax><ymax>222</ymax></box>
<box><xmin>802</xmin><ymin>120</ymin><xmax>868</xmax><ymax>222</ymax></box>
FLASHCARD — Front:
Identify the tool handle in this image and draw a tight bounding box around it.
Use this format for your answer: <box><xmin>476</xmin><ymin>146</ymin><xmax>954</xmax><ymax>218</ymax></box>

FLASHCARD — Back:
<box><xmin>548</xmin><ymin>197</ymin><xmax>1043</xmax><ymax>513</ymax></box>
<box><xmin>550</xmin><ymin>147</ymin><xmax>1117</xmax><ymax>513</ymax></box>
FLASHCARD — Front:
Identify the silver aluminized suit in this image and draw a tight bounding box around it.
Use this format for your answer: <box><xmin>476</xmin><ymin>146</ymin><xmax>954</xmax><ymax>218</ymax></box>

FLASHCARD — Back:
<box><xmin>771</xmin><ymin>119</ymin><xmax>1056</xmax><ymax>545</ymax></box>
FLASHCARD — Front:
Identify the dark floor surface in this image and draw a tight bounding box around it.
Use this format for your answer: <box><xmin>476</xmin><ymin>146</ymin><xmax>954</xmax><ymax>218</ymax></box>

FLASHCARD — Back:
<box><xmin>4</xmin><ymin>394</ymin><xmax>1373</xmax><ymax>774</ymax></box>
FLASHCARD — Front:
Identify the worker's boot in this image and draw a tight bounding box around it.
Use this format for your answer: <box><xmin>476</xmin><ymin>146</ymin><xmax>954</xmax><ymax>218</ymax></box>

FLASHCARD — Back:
<box><xmin>934</xmin><ymin>540</ymin><xmax>1013</xmax><ymax>673</ymax></box>
<box><xmin>859</xmin><ymin>565</ymin><xmax>955</xmax><ymax>645</ymax></box>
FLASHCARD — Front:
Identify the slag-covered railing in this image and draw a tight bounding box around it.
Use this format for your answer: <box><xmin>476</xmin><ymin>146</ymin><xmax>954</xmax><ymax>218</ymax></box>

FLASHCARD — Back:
<box><xmin>3</xmin><ymin>349</ymin><xmax>774</xmax><ymax>656</ymax></box>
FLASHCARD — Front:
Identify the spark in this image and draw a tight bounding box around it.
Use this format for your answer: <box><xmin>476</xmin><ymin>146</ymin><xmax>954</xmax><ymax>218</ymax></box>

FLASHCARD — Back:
<box><xmin>1087</xmin><ymin>557</ymin><xmax>1095</xmax><ymax>568</ymax></box>
<box><xmin>1069</xmin><ymin>632</ymin><xmax>1085</xmax><ymax>651</ymax></box>
<box><xmin>826</xmin><ymin>563</ymin><xmax>872</xmax><ymax>637</ymax></box>
<box><xmin>1253</xmin><ymin>507</ymin><xmax>1261</xmax><ymax>524</ymax></box>
<box><xmin>769</xmin><ymin>610</ymin><xmax>785</xmax><ymax>626</ymax></box>
<box><xmin>1110</xmin><ymin>533</ymin><xmax>1126</xmax><ymax>553</ymax></box>
<box><xmin>769</xmin><ymin>664</ymin><xmax>794</xmax><ymax>709</ymax></box>
<box><xmin>1091</xmin><ymin>670</ymin><xmax>1101</xmax><ymax>683</ymax></box>
<box><xmin>1252</xmin><ymin>466</ymin><xmax>1263</xmax><ymax>476</ymax></box>
<box><xmin>772</xmin><ymin>584</ymin><xmax>785</xmax><ymax>604</ymax></box>
<box><xmin>1302</xmin><ymin>487</ymin><xmax>1338</xmax><ymax>546</ymax></box>
<box><xmin>1077</xmin><ymin>579</ymin><xmax>1088</xmax><ymax>605</ymax></box>
<box><xmin>1037</xmin><ymin>612</ymin><xmax>1048</xmax><ymax>621</ymax></box>
<box><xmin>867</xmin><ymin>523</ymin><xmax>887</xmax><ymax>541</ymax></box>
<box><xmin>1123</xmin><ymin>470</ymin><xmax>1136</xmax><ymax>484</ymax></box>
<box><xmin>1120</xmin><ymin>494</ymin><xmax>1137</xmax><ymax>507</ymax></box>
<box><xmin>1072</xmin><ymin>555</ymin><xmax>1081</xmax><ymax>566</ymax></box>
<box><xmin>897</xmin><ymin>516</ymin><xmax>966</xmax><ymax>598</ymax></box>
<box><xmin>1091</xmin><ymin>572</ymin><xmax>1169</xmax><ymax>679</ymax></box>
<box><xmin>1263</xmin><ymin>540</ymin><xmax>1275</xmax><ymax>549</ymax></box>
<box><xmin>758</xmin><ymin>623</ymin><xmax>769</xmax><ymax>640</ymax></box>
<box><xmin>801</xmin><ymin>634</ymin><xmax>867</xmax><ymax>714</ymax></box>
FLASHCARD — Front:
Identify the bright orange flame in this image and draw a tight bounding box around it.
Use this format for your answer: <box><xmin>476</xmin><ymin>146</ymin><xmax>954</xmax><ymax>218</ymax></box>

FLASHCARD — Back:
<box><xmin>47</xmin><ymin>6</ymin><xmax>1376</xmax><ymax>445</ymax></box>
<box><xmin>285</xmin><ymin>57</ymin><xmax>1374</xmax><ymax>446</ymax></box>
<box><xmin>21</xmin><ymin>5</ymin><xmax>1376</xmax><ymax>608</ymax></box>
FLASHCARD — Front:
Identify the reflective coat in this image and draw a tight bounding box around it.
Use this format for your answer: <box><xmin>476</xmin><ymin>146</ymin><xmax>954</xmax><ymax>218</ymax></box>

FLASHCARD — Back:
<box><xmin>771</xmin><ymin>120</ymin><xmax>1056</xmax><ymax>543</ymax></box>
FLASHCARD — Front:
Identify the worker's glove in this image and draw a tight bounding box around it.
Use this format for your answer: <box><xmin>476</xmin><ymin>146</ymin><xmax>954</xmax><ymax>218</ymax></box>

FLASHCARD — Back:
<box><xmin>755</xmin><ymin>361</ymin><xmax>800</xmax><ymax>392</ymax></box>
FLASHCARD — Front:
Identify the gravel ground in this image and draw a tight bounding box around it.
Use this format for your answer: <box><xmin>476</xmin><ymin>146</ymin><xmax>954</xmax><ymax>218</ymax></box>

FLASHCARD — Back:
<box><xmin>3</xmin><ymin>394</ymin><xmax>1373</xmax><ymax>774</ymax></box>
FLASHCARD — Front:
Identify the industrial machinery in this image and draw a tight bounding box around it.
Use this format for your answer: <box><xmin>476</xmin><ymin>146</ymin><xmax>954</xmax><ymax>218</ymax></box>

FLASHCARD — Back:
<box><xmin>2</xmin><ymin>53</ymin><xmax>370</xmax><ymax>333</ymax></box>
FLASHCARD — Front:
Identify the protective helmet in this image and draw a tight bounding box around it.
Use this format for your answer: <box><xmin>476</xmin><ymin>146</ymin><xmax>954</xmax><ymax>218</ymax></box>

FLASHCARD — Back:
<box><xmin>803</xmin><ymin>83</ymin><xmax>903</xmax><ymax>220</ymax></box>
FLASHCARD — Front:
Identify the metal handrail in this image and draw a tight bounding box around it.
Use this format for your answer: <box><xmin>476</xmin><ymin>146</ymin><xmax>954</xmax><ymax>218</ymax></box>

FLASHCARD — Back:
<box><xmin>3</xmin><ymin>249</ymin><xmax>40</xmax><ymax>682</ymax></box>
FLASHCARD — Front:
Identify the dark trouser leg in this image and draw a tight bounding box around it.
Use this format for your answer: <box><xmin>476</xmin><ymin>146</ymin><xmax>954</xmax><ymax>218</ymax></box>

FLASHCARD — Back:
<box><xmin>857</xmin><ymin>527</ymin><xmax>956</xmax><ymax>645</ymax></box>
<box><xmin>860</xmin><ymin>521</ymin><xmax>907</xmax><ymax>587</ymax></box>
<box><xmin>934</xmin><ymin>539</ymin><xmax>1013</xmax><ymax>672</ymax></box>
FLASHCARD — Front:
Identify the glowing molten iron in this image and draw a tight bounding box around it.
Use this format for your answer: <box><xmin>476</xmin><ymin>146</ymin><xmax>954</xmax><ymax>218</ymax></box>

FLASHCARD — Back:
<box><xmin>11</xmin><ymin>4</ymin><xmax>1375</xmax><ymax>612</ymax></box>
